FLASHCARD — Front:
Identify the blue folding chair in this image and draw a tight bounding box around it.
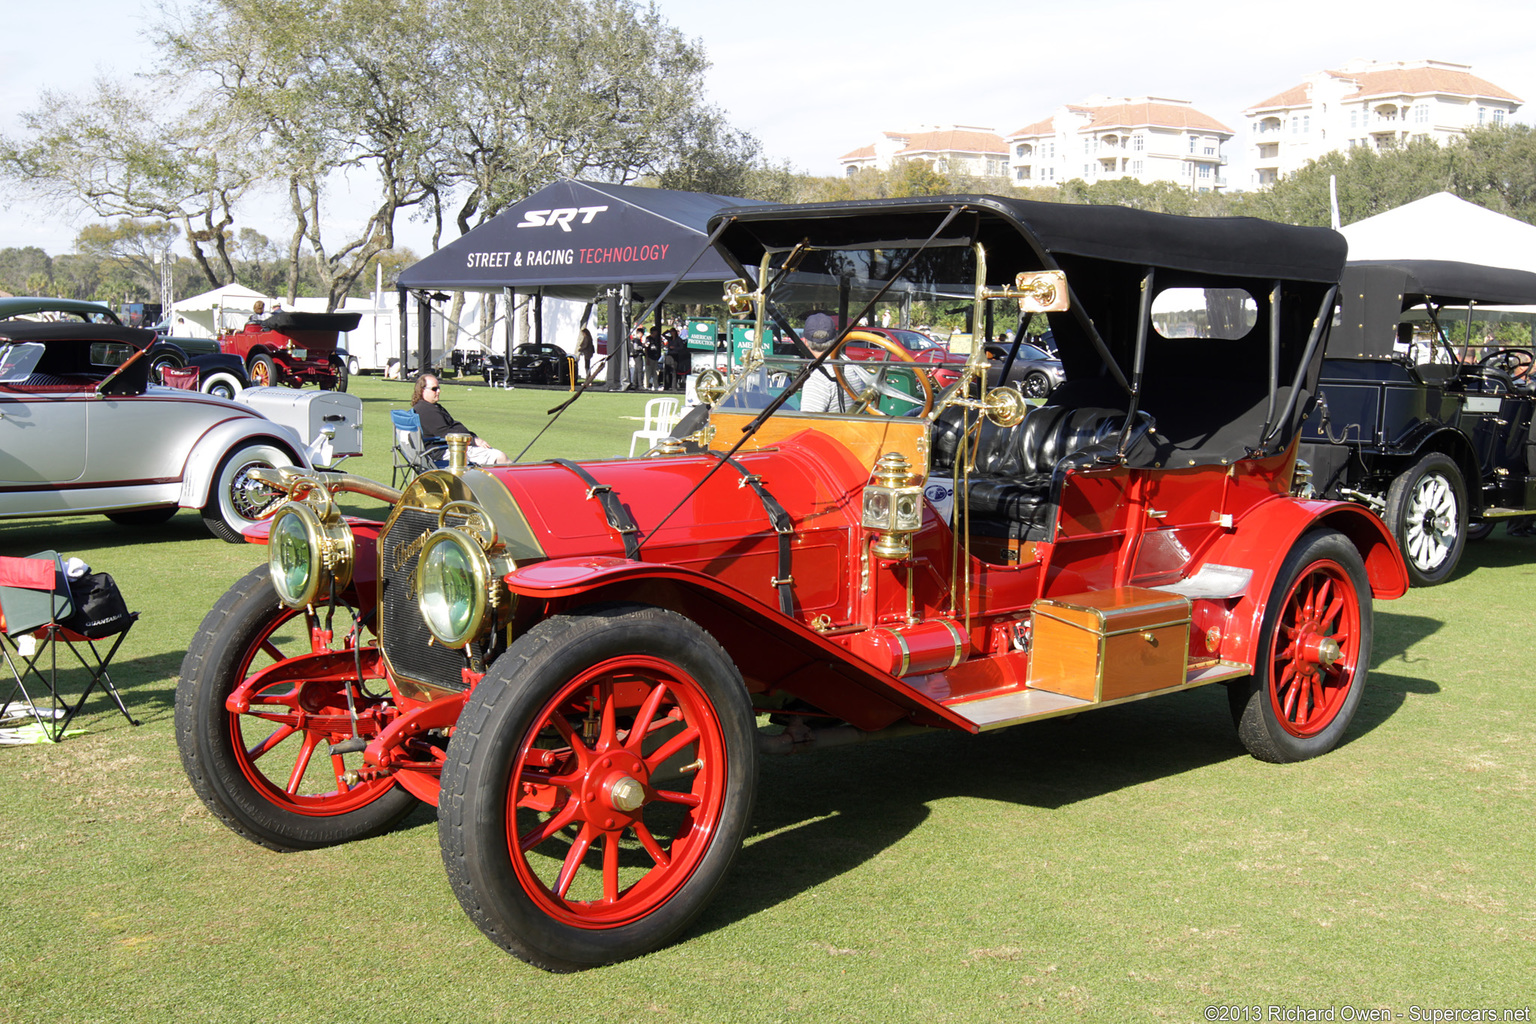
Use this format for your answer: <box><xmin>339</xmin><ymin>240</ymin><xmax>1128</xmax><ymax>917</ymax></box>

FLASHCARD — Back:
<box><xmin>390</xmin><ymin>409</ymin><xmax>449</xmax><ymax>488</ymax></box>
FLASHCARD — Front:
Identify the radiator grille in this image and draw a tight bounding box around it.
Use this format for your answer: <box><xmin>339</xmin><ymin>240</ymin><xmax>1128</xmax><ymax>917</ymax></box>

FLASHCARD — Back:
<box><xmin>379</xmin><ymin>505</ymin><xmax>477</xmax><ymax>692</ymax></box>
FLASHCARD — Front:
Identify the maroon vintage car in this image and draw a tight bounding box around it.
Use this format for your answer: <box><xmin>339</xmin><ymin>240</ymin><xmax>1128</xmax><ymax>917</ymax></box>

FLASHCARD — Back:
<box><xmin>218</xmin><ymin>311</ymin><xmax>359</xmax><ymax>391</ymax></box>
<box><xmin>177</xmin><ymin>195</ymin><xmax>1408</xmax><ymax>972</ymax></box>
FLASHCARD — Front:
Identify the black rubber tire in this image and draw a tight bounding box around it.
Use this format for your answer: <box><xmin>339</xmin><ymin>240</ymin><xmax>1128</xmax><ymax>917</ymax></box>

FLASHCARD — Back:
<box><xmin>175</xmin><ymin>565</ymin><xmax>418</xmax><ymax>851</ymax></box>
<box><xmin>149</xmin><ymin>351</ymin><xmax>183</xmax><ymax>382</ymax></box>
<box><xmin>1020</xmin><ymin>371</ymin><xmax>1052</xmax><ymax>399</ymax></box>
<box><xmin>1465</xmin><ymin>519</ymin><xmax>1496</xmax><ymax>542</ymax></box>
<box><xmin>200</xmin><ymin>441</ymin><xmax>292</xmax><ymax>542</ymax></box>
<box><xmin>248</xmin><ymin>353</ymin><xmax>278</xmax><ymax>387</ymax></box>
<box><xmin>1227</xmin><ymin>529</ymin><xmax>1372</xmax><ymax>763</ymax></box>
<box><xmin>105</xmin><ymin>506</ymin><xmax>177</xmax><ymax>526</ymax></box>
<box><xmin>321</xmin><ymin>360</ymin><xmax>349</xmax><ymax>392</ymax></box>
<box><xmin>438</xmin><ymin>602</ymin><xmax>758</xmax><ymax>971</ymax></box>
<box><xmin>1384</xmin><ymin>452</ymin><xmax>1467</xmax><ymax>587</ymax></box>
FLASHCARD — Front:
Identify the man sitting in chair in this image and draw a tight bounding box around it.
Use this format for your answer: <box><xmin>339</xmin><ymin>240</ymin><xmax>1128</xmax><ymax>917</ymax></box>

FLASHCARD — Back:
<box><xmin>411</xmin><ymin>374</ymin><xmax>509</xmax><ymax>465</ymax></box>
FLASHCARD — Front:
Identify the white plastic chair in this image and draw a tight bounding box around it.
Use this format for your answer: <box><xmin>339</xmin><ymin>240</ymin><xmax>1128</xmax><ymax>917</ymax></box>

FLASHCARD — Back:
<box><xmin>628</xmin><ymin>397</ymin><xmax>681</xmax><ymax>457</ymax></box>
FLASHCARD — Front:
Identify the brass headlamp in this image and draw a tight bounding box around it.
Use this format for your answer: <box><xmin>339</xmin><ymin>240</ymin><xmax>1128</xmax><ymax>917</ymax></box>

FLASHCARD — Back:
<box><xmin>861</xmin><ymin>452</ymin><xmax>925</xmax><ymax>560</ymax></box>
<box><xmin>267</xmin><ymin>478</ymin><xmax>355</xmax><ymax>609</ymax></box>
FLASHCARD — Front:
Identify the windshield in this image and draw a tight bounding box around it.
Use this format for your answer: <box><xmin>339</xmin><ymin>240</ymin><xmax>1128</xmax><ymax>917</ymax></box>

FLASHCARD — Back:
<box><xmin>0</xmin><ymin>342</ymin><xmax>45</xmax><ymax>383</ymax></box>
<box><xmin>709</xmin><ymin>241</ymin><xmax>988</xmax><ymax>419</ymax></box>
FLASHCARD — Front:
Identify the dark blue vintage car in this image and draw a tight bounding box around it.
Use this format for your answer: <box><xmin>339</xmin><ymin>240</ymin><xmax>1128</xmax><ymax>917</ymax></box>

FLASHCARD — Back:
<box><xmin>1299</xmin><ymin>259</ymin><xmax>1536</xmax><ymax>586</ymax></box>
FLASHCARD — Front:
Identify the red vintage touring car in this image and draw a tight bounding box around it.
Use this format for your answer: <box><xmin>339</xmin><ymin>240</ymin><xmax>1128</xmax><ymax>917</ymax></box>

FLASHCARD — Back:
<box><xmin>217</xmin><ymin>311</ymin><xmax>359</xmax><ymax>391</ymax></box>
<box><xmin>177</xmin><ymin>195</ymin><xmax>1408</xmax><ymax>971</ymax></box>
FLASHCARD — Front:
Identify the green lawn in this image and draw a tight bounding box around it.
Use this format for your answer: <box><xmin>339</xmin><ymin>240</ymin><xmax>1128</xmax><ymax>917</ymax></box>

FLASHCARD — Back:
<box><xmin>2</xmin><ymin>375</ymin><xmax>1532</xmax><ymax>1023</ymax></box>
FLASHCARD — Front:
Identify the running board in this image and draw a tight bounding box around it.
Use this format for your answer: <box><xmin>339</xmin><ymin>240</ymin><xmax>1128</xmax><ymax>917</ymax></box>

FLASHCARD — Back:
<box><xmin>946</xmin><ymin>660</ymin><xmax>1250</xmax><ymax>731</ymax></box>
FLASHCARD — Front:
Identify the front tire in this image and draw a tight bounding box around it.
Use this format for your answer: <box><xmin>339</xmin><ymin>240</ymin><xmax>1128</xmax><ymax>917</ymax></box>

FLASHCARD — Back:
<box><xmin>1020</xmin><ymin>371</ymin><xmax>1052</xmax><ymax>399</ymax></box>
<box><xmin>248</xmin><ymin>353</ymin><xmax>277</xmax><ymax>387</ymax></box>
<box><xmin>1384</xmin><ymin>452</ymin><xmax>1466</xmax><ymax>586</ymax></box>
<box><xmin>175</xmin><ymin>565</ymin><xmax>417</xmax><ymax>851</ymax></box>
<box><xmin>1228</xmin><ymin>529</ymin><xmax>1371</xmax><ymax>763</ymax></box>
<box><xmin>200</xmin><ymin>441</ymin><xmax>292</xmax><ymax>542</ymax></box>
<box><xmin>438</xmin><ymin>603</ymin><xmax>758</xmax><ymax>971</ymax></box>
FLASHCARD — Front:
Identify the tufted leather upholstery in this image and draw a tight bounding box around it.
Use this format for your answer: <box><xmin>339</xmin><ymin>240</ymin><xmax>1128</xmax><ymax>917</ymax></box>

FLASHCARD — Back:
<box><xmin>930</xmin><ymin>403</ymin><xmax>1151</xmax><ymax>539</ymax></box>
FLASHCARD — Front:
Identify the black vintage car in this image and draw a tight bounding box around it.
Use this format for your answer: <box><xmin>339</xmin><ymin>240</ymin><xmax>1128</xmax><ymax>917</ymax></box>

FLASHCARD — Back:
<box><xmin>1299</xmin><ymin>259</ymin><xmax>1536</xmax><ymax>586</ymax></box>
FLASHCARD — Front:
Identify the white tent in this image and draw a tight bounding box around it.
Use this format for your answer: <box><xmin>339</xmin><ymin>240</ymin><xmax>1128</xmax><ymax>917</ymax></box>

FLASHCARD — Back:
<box><xmin>1340</xmin><ymin>192</ymin><xmax>1536</xmax><ymax>275</ymax></box>
<box><xmin>170</xmin><ymin>282</ymin><xmax>269</xmax><ymax>337</ymax></box>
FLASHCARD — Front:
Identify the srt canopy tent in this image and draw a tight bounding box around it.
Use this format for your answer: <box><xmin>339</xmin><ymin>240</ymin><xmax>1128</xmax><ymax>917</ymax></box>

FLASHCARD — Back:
<box><xmin>396</xmin><ymin>180</ymin><xmax>768</xmax><ymax>384</ymax></box>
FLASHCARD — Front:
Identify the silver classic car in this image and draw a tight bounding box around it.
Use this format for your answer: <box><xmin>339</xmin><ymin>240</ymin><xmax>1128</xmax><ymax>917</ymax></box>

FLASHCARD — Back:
<box><xmin>0</xmin><ymin>321</ymin><xmax>314</xmax><ymax>541</ymax></box>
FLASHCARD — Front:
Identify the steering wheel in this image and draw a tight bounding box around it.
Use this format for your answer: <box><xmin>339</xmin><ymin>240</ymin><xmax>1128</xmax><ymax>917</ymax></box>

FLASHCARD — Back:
<box><xmin>1479</xmin><ymin>347</ymin><xmax>1534</xmax><ymax>380</ymax></box>
<box><xmin>830</xmin><ymin>330</ymin><xmax>935</xmax><ymax>417</ymax></box>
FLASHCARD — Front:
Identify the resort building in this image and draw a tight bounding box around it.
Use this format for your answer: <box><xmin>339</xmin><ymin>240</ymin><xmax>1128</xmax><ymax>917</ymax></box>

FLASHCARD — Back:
<box><xmin>838</xmin><ymin>126</ymin><xmax>1009</xmax><ymax>179</ymax></box>
<box><xmin>1004</xmin><ymin>97</ymin><xmax>1233</xmax><ymax>191</ymax></box>
<box><xmin>1244</xmin><ymin>59</ymin><xmax>1523</xmax><ymax>187</ymax></box>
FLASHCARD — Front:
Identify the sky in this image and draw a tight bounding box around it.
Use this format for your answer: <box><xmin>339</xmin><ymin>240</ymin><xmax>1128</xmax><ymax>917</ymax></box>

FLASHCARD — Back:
<box><xmin>6</xmin><ymin>0</ymin><xmax>1536</xmax><ymax>258</ymax></box>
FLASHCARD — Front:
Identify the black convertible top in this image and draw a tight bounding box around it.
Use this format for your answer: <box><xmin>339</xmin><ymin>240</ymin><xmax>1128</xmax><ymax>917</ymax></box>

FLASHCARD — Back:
<box><xmin>1346</xmin><ymin>259</ymin><xmax>1536</xmax><ymax>307</ymax></box>
<box><xmin>1333</xmin><ymin>260</ymin><xmax>1536</xmax><ymax>359</ymax></box>
<box><xmin>711</xmin><ymin>194</ymin><xmax>1348</xmax><ymax>284</ymax></box>
<box><xmin>259</xmin><ymin>311</ymin><xmax>363</xmax><ymax>333</ymax></box>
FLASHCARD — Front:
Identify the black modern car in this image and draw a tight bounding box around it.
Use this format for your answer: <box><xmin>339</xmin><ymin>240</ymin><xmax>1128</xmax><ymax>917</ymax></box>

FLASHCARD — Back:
<box><xmin>505</xmin><ymin>342</ymin><xmax>573</xmax><ymax>386</ymax></box>
<box><xmin>1299</xmin><ymin>259</ymin><xmax>1536</xmax><ymax>586</ymax></box>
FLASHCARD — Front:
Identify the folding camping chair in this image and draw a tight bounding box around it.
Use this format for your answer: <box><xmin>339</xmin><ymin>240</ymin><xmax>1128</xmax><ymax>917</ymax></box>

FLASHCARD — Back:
<box><xmin>0</xmin><ymin>552</ymin><xmax>140</xmax><ymax>742</ymax></box>
<box><xmin>390</xmin><ymin>408</ymin><xmax>450</xmax><ymax>488</ymax></box>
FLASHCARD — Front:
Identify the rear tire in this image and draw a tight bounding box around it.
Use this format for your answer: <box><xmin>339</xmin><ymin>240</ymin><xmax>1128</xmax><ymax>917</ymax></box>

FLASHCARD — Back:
<box><xmin>1227</xmin><ymin>529</ymin><xmax>1371</xmax><ymax>763</ymax></box>
<box><xmin>321</xmin><ymin>360</ymin><xmax>349</xmax><ymax>392</ymax></box>
<box><xmin>201</xmin><ymin>371</ymin><xmax>243</xmax><ymax>399</ymax></box>
<box><xmin>1465</xmin><ymin>520</ymin><xmax>1495</xmax><ymax>542</ymax></box>
<box><xmin>200</xmin><ymin>441</ymin><xmax>292</xmax><ymax>542</ymax></box>
<box><xmin>1020</xmin><ymin>371</ymin><xmax>1051</xmax><ymax>399</ymax></box>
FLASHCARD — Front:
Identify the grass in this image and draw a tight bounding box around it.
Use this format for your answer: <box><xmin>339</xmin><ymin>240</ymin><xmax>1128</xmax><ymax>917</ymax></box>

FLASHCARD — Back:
<box><xmin>2</xmin><ymin>374</ymin><xmax>1533</xmax><ymax>1023</ymax></box>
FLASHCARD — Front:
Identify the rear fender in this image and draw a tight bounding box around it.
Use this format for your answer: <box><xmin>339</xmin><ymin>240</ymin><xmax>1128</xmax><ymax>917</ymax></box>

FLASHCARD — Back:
<box><xmin>178</xmin><ymin>419</ymin><xmax>311</xmax><ymax>508</ymax></box>
<box><xmin>504</xmin><ymin>557</ymin><xmax>975</xmax><ymax>734</ymax></box>
<box><xmin>1198</xmin><ymin>497</ymin><xmax>1407</xmax><ymax>667</ymax></box>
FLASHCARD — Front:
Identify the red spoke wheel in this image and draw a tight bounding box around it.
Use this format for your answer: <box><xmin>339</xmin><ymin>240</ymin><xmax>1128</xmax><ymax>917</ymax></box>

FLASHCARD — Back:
<box><xmin>176</xmin><ymin>565</ymin><xmax>418</xmax><ymax>851</ymax></box>
<box><xmin>1229</xmin><ymin>529</ymin><xmax>1373</xmax><ymax>763</ymax></box>
<box><xmin>439</xmin><ymin>603</ymin><xmax>757</xmax><ymax>971</ymax></box>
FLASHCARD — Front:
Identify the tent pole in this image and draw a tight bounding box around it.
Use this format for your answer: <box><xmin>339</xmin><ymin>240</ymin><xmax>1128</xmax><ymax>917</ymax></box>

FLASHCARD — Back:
<box><xmin>416</xmin><ymin>292</ymin><xmax>433</xmax><ymax>374</ymax></box>
<box><xmin>397</xmin><ymin>287</ymin><xmax>408</xmax><ymax>378</ymax></box>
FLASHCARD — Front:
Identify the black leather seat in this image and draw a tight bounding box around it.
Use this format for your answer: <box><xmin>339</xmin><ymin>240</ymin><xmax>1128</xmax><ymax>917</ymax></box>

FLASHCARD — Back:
<box><xmin>931</xmin><ymin>404</ymin><xmax>1150</xmax><ymax>539</ymax></box>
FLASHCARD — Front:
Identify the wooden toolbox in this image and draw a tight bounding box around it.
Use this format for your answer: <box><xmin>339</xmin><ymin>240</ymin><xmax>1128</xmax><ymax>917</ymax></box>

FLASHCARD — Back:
<box><xmin>1027</xmin><ymin>586</ymin><xmax>1192</xmax><ymax>702</ymax></box>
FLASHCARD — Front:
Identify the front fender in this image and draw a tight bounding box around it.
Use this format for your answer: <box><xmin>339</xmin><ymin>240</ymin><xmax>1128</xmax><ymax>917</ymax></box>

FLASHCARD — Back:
<box><xmin>1199</xmin><ymin>496</ymin><xmax>1408</xmax><ymax>666</ymax></box>
<box><xmin>505</xmin><ymin>557</ymin><xmax>976</xmax><ymax>734</ymax></box>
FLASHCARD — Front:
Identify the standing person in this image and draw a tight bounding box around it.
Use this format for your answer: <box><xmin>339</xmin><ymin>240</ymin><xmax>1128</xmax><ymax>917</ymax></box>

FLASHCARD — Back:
<box><xmin>799</xmin><ymin>313</ymin><xmax>874</xmax><ymax>413</ymax></box>
<box><xmin>644</xmin><ymin>326</ymin><xmax>663</xmax><ymax>391</ymax></box>
<box><xmin>662</xmin><ymin>326</ymin><xmax>688</xmax><ymax>390</ymax></box>
<box><xmin>411</xmin><ymin>374</ymin><xmax>508</xmax><ymax>465</ymax></box>
<box><xmin>629</xmin><ymin>329</ymin><xmax>647</xmax><ymax>391</ymax></box>
<box><xmin>576</xmin><ymin>327</ymin><xmax>595</xmax><ymax>381</ymax></box>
